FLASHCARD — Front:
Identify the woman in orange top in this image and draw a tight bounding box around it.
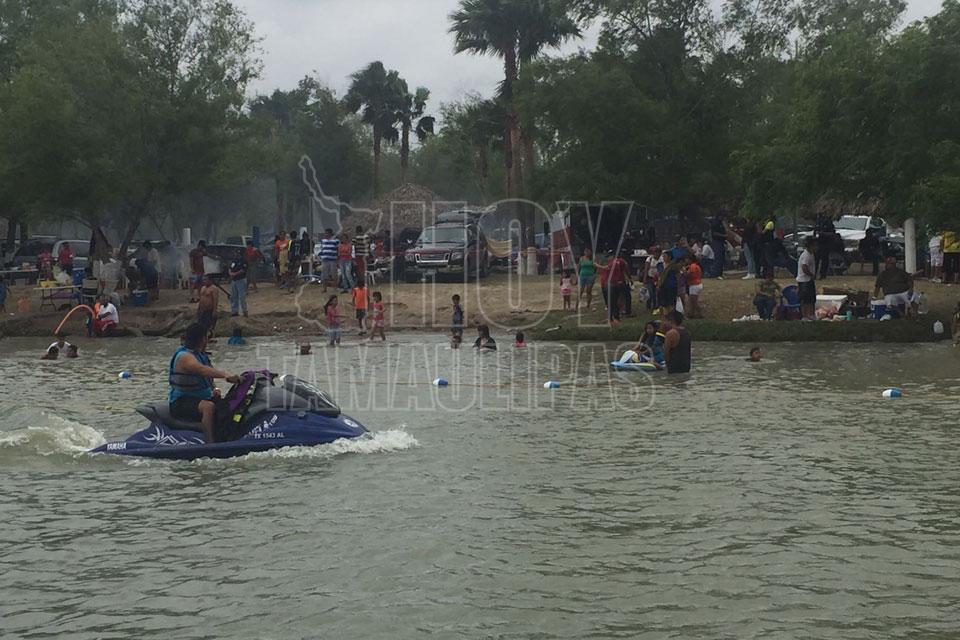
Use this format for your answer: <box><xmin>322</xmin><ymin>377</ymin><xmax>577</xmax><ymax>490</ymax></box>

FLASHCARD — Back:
<box><xmin>684</xmin><ymin>255</ymin><xmax>704</xmax><ymax>319</ymax></box>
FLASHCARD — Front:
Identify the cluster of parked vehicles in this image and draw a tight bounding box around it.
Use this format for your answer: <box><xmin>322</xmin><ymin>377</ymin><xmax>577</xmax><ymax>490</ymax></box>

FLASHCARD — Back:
<box><xmin>4</xmin><ymin>211</ymin><xmax>905</xmax><ymax>286</ymax></box>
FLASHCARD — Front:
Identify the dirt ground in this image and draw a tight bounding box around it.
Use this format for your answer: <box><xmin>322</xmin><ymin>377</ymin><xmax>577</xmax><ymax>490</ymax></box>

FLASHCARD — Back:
<box><xmin>1</xmin><ymin>267</ymin><xmax>956</xmax><ymax>340</ymax></box>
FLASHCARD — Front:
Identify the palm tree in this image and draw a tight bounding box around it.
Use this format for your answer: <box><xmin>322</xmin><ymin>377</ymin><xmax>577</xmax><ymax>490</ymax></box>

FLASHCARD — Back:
<box><xmin>449</xmin><ymin>0</ymin><xmax>579</xmax><ymax>203</ymax></box>
<box><xmin>397</xmin><ymin>86</ymin><xmax>436</xmax><ymax>184</ymax></box>
<box><xmin>344</xmin><ymin>61</ymin><xmax>405</xmax><ymax>197</ymax></box>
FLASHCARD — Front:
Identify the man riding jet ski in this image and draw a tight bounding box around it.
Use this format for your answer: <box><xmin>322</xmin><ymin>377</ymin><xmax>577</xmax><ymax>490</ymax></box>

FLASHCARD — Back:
<box><xmin>91</xmin><ymin>323</ymin><xmax>367</xmax><ymax>460</ymax></box>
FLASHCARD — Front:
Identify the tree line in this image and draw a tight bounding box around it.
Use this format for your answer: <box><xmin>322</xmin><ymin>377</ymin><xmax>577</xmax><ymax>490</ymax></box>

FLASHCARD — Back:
<box><xmin>2</xmin><ymin>0</ymin><xmax>959</xmax><ymax>254</ymax></box>
<box><xmin>432</xmin><ymin>0</ymin><xmax>960</xmax><ymax>231</ymax></box>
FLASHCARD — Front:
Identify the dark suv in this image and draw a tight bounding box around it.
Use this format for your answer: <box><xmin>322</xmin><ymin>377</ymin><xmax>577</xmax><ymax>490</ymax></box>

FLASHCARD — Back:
<box><xmin>404</xmin><ymin>220</ymin><xmax>489</xmax><ymax>282</ymax></box>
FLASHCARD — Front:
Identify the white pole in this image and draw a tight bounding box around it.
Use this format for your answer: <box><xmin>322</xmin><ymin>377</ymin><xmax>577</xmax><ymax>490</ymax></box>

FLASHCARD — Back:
<box><xmin>904</xmin><ymin>217</ymin><xmax>917</xmax><ymax>274</ymax></box>
<box><xmin>181</xmin><ymin>228</ymin><xmax>191</xmax><ymax>248</ymax></box>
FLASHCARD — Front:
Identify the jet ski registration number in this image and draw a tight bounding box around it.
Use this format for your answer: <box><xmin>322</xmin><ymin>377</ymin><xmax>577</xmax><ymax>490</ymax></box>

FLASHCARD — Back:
<box><xmin>252</xmin><ymin>432</ymin><xmax>286</xmax><ymax>440</ymax></box>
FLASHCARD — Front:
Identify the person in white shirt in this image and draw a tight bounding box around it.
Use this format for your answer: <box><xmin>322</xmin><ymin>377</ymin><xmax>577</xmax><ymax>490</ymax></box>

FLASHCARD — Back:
<box><xmin>796</xmin><ymin>237</ymin><xmax>817</xmax><ymax>320</ymax></box>
<box><xmin>929</xmin><ymin>234</ymin><xmax>943</xmax><ymax>283</ymax></box>
<box><xmin>700</xmin><ymin>241</ymin><xmax>715</xmax><ymax>276</ymax></box>
<box><xmin>94</xmin><ymin>294</ymin><xmax>120</xmax><ymax>336</ymax></box>
<box><xmin>42</xmin><ymin>332</ymin><xmax>77</xmax><ymax>360</ymax></box>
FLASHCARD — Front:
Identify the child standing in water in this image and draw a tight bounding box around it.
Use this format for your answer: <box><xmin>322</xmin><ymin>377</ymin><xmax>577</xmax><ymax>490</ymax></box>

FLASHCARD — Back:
<box><xmin>324</xmin><ymin>295</ymin><xmax>344</xmax><ymax>346</ymax></box>
<box><xmin>369</xmin><ymin>291</ymin><xmax>386</xmax><ymax>341</ymax></box>
<box><xmin>560</xmin><ymin>271</ymin><xmax>573</xmax><ymax>310</ymax></box>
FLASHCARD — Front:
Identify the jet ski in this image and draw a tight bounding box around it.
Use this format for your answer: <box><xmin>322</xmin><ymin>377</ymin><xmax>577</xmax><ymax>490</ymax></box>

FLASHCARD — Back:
<box><xmin>91</xmin><ymin>371</ymin><xmax>367</xmax><ymax>460</ymax></box>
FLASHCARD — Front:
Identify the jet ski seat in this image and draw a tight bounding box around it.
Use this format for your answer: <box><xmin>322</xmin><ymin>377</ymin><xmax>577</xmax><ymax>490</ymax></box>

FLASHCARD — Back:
<box><xmin>136</xmin><ymin>403</ymin><xmax>205</xmax><ymax>432</ymax></box>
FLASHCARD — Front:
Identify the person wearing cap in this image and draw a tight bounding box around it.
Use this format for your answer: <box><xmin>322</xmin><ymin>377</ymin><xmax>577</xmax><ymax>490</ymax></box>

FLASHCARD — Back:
<box><xmin>169</xmin><ymin>322</ymin><xmax>241</xmax><ymax>443</ymax></box>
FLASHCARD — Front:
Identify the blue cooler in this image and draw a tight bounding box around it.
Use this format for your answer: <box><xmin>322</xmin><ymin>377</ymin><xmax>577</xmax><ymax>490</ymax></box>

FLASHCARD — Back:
<box><xmin>130</xmin><ymin>290</ymin><xmax>149</xmax><ymax>307</ymax></box>
<box><xmin>871</xmin><ymin>301</ymin><xmax>887</xmax><ymax>320</ymax></box>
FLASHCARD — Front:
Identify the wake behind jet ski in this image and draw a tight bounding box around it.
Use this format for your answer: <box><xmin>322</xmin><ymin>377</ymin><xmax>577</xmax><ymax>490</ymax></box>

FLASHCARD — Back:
<box><xmin>91</xmin><ymin>371</ymin><xmax>367</xmax><ymax>460</ymax></box>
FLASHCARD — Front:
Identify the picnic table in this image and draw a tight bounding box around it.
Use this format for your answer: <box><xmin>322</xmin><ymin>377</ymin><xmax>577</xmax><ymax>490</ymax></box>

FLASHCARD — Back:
<box><xmin>0</xmin><ymin>268</ymin><xmax>40</xmax><ymax>286</ymax></box>
<box><xmin>35</xmin><ymin>285</ymin><xmax>79</xmax><ymax>309</ymax></box>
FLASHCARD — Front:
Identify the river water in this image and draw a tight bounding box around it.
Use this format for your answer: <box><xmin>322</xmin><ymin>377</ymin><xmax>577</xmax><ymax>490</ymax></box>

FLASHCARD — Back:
<box><xmin>1</xmin><ymin>335</ymin><xmax>959</xmax><ymax>639</ymax></box>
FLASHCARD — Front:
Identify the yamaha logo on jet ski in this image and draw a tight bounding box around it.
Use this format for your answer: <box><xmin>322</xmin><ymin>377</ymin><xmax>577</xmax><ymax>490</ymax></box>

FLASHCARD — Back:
<box><xmin>91</xmin><ymin>373</ymin><xmax>368</xmax><ymax>460</ymax></box>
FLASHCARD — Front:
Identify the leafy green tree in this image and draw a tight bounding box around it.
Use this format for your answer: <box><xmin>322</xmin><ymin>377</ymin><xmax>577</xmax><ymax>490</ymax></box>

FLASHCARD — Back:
<box><xmin>344</xmin><ymin>61</ymin><xmax>406</xmax><ymax>197</ymax></box>
<box><xmin>0</xmin><ymin>0</ymin><xmax>260</xmax><ymax>253</ymax></box>
<box><xmin>251</xmin><ymin>77</ymin><xmax>372</xmax><ymax>228</ymax></box>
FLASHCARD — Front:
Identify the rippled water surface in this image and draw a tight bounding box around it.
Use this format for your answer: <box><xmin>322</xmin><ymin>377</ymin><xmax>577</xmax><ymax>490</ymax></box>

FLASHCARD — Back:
<box><xmin>2</xmin><ymin>335</ymin><xmax>960</xmax><ymax>639</ymax></box>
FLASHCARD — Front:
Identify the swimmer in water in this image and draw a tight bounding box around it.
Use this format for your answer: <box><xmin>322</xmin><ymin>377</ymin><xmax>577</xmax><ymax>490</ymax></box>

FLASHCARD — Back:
<box><xmin>748</xmin><ymin>347</ymin><xmax>762</xmax><ymax>362</ymax></box>
<box><xmin>298</xmin><ymin>340</ymin><xmax>312</xmax><ymax>356</ymax></box>
<box><xmin>474</xmin><ymin>325</ymin><xmax>497</xmax><ymax>351</ymax></box>
<box><xmin>43</xmin><ymin>332</ymin><xmax>74</xmax><ymax>360</ymax></box>
<box><xmin>514</xmin><ymin>331</ymin><xmax>526</xmax><ymax>348</ymax></box>
<box><xmin>65</xmin><ymin>344</ymin><xmax>79</xmax><ymax>358</ymax></box>
<box><xmin>41</xmin><ymin>345</ymin><xmax>59</xmax><ymax>360</ymax></box>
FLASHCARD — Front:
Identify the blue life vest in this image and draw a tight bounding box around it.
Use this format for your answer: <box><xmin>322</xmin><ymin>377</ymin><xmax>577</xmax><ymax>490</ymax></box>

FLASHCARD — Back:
<box><xmin>652</xmin><ymin>332</ymin><xmax>666</xmax><ymax>366</ymax></box>
<box><xmin>168</xmin><ymin>347</ymin><xmax>213</xmax><ymax>403</ymax></box>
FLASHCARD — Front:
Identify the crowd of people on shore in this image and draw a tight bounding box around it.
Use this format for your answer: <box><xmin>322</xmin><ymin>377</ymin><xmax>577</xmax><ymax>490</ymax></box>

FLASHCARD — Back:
<box><xmin>570</xmin><ymin>238</ymin><xmax>708</xmax><ymax>325</ymax></box>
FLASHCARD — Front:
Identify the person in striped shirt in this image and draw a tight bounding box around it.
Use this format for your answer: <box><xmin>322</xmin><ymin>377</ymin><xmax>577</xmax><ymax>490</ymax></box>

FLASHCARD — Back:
<box><xmin>353</xmin><ymin>225</ymin><xmax>369</xmax><ymax>283</ymax></box>
<box><xmin>318</xmin><ymin>228</ymin><xmax>339</xmax><ymax>292</ymax></box>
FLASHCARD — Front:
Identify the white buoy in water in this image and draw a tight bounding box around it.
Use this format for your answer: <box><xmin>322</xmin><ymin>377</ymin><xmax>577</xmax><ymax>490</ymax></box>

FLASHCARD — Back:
<box><xmin>882</xmin><ymin>388</ymin><xmax>902</xmax><ymax>398</ymax></box>
<box><xmin>433</xmin><ymin>378</ymin><xmax>449</xmax><ymax>387</ymax></box>
<box><xmin>118</xmin><ymin>371</ymin><xmax>132</xmax><ymax>380</ymax></box>
<box><xmin>544</xmin><ymin>381</ymin><xmax>561</xmax><ymax>389</ymax></box>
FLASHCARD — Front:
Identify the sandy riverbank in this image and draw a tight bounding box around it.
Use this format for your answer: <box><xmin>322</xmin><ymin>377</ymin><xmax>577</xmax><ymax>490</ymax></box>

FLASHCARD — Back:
<box><xmin>0</xmin><ymin>271</ymin><xmax>954</xmax><ymax>342</ymax></box>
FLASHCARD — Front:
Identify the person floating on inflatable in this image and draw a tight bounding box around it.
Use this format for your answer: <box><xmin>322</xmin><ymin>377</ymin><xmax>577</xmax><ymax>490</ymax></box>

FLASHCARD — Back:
<box><xmin>612</xmin><ymin>322</ymin><xmax>666</xmax><ymax>371</ymax></box>
<box><xmin>633</xmin><ymin>321</ymin><xmax>666</xmax><ymax>368</ymax></box>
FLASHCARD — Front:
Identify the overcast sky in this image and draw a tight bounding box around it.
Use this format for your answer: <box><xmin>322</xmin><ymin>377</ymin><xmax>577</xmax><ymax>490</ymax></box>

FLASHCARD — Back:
<box><xmin>237</xmin><ymin>0</ymin><xmax>947</xmax><ymax>107</ymax></box>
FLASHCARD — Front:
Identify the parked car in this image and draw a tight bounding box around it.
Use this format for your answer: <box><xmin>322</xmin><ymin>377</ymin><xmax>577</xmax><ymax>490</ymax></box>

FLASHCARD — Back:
<box><xmin>53</xmin><ymin>239</ymin><xmax>91</xmax><ymax>272</ymax></box>
<box><xmin>833</xmin><ymin>215</ymin><xmax>886</xmax><ymax>257</ymax></box>
<box><xmin>4</xmin><ymin>236</ymin><xmax>56</xmax><ymax>269</ymax></box>
<box><xmin>204</xmin><ymin>243</ymin><xmax>271</xmax><ymax>280</ymax></box>
<box><xmin>404</xmin><ymin>220</ymin><xmax>489</xmax><ymax>282</ymax></box>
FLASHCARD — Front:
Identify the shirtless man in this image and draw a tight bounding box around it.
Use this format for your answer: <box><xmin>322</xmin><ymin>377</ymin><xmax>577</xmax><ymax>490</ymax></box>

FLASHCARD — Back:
<box><xmin>662</xmin><ymin>311</ymin><xmax>692</xmax><ymax>374</ymax></box>
<box><xmin>196</xmin><ymin>276</ymin><xmax>220</xmax><ymax>339</ymax></box>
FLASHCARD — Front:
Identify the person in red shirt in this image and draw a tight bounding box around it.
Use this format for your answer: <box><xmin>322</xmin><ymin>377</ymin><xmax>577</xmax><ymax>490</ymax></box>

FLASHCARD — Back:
<box><xmin>244</xmin><ymin>240</ymin><xmax>263</xmax><ymax>292</ymax></box>
<box><xmin>684</xmin><ymin>255</ymin><xmax>704</xmax><ymax>319</ymax></box>
<box><xmin>57</xmin><ymin>242</ymin><xmax>75</xmax><ymax>274</ymax></box>
<box><xmin>37</xmin><ymin>247</ymin><xmax>54</xmax><ymax>279</ymax></box>
<box><xmin>604</xmin><ymin>251</ymin><xmax>633</xmax><ymax>324</ymax></box>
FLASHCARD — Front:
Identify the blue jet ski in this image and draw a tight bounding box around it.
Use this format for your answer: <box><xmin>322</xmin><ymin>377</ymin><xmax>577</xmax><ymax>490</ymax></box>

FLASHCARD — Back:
<box><xmin>91</xmin><ymin>372</ymin><xmax>367</xmax><ymax>460</ymax></box>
